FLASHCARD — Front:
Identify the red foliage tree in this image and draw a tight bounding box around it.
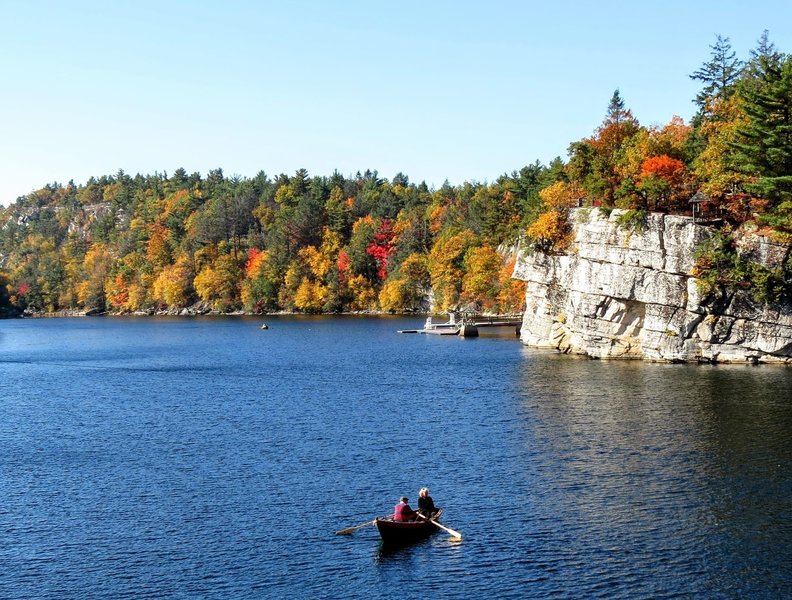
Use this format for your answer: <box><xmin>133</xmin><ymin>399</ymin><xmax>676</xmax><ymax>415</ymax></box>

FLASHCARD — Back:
<box><xmin>365</xmin><ymin>219</ymin><xmax>396</xmax><ymax>281</ymax></box>
<box><xmin>337</xmin><ymin>249</ymin><xmax>351</xmax><ymax>282</ymax></box>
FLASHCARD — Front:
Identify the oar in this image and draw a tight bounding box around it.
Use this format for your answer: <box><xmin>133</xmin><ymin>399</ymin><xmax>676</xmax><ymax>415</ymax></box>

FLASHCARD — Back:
<box><xmin>336</xmin><ymin>518</ymin><xmax>377</xmax><ymax>535</ymax></box>
<box><xmin>418</xmin><ymin>513</ymin><xmax>462</xmax><ymax>539</ymax></box>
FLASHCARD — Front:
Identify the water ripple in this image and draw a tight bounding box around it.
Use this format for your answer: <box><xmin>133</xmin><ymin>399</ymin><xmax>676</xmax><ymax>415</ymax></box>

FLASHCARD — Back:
<box><xmin>0</xmin><ymin>317</ymin><xmax>791</xmax><ymax>599</ymax></box>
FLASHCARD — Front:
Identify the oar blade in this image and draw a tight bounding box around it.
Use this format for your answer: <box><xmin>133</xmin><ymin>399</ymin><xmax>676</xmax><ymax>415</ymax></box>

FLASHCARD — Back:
<box><xmin>335</xmin><ymin>518</ymin><xmax>376</xmax><ymax>535</ymax></box>
<box><xmin>431</xmin><ymin>519</ymin><xmax>463</xmax><ymax>539</ymax></box>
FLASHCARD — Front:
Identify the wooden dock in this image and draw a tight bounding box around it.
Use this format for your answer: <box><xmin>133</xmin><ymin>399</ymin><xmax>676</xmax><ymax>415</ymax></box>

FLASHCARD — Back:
<box><xmin>398</xmin><ymin>315</ymin><xmax>523</xmax><ymax>337</ymax></box>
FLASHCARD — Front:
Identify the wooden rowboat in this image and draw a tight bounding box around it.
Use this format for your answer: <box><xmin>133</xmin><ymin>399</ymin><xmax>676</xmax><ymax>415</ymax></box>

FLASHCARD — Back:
<box><xmin>374</xmin><ymin>509</ymin><xmax>443</xmax><ymax>544</ymax></box>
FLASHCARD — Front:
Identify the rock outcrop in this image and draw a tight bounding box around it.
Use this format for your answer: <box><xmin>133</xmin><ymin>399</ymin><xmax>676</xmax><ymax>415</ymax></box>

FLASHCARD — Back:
<box><xmin>513</xmin><ymin>208</ymin><xmax>792</xmax><ymax>364</ymax></box>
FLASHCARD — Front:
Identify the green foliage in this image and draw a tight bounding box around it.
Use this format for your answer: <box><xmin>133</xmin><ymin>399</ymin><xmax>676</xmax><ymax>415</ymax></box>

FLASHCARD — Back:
<box><xmin>614</xmin><ymin>209</ymin><xmax>648</xmax><ymax>233</ymax></box>
<box><xmin>756</xmin><ymin>200</ymin><xmax>792</xmax><ymax>234</ymax></box>
<box><xmin>692</xmin><ymin>231</ymin><xmax>791</xmax><ymax>305</ymax></box>
<box><xmin>598</xmin><ymin>206</ymin><xmax>614</xmax><ymax>218</ymax></box>
<box><xmin>690</xmin><ymin>34</ymin><xmax>743</xmax><ymax>111</ymax></box>
<box><xmin>733</xmin><ymin>53</ymin><xmax>792</xmax><ymax>207</ymax></box>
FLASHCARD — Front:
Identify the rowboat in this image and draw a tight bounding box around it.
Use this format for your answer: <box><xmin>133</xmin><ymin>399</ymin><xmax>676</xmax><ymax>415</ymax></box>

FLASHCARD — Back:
<box><xmin>374</xmin><ymin>509</ymin><xmax>443</xmax><ymax>544</ymax></box>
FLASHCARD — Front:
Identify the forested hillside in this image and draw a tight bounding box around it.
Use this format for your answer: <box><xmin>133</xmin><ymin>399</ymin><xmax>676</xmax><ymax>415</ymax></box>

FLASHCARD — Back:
<box><xmin>1</xmin><ymin>32</ymin><xmax>790</xmax><ymax>315</ymax></box>
<box><xmin>0</xmin><ymin>166</ymin><xmax>548</xmax><ymax>315</ymax></box>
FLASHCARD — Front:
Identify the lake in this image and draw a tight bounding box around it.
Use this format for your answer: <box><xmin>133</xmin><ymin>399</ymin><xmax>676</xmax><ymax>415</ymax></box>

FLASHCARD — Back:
<box><xmin>1</xmin><ymin>316</ymin><xmax>791</xmax><ymax>599</ymax></box>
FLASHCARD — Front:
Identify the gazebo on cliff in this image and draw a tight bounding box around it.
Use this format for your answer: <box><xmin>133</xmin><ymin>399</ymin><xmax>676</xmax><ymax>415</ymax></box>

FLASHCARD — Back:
<box><xmin>689</xmin><ymin>191</ymin><xmax>709</xmax><ymax>224</ymax></box>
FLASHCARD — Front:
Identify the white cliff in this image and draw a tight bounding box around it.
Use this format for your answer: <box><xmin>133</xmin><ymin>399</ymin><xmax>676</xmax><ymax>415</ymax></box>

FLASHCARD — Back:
<box><xmin>513</xmin><ymin>208</ymin><xmax>792</xmax><ymax>364</ymax></box>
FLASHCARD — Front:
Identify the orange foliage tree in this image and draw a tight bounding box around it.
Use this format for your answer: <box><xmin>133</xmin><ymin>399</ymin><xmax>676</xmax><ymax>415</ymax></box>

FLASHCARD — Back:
<box><xmin>241</xmin><ymin>248</ymin><xmax>281</xmax><ymax>311</ymax></box>
<box><xmin>637</xmin><ymin>155</ymin><xmax>691</xmax><ymax>211</ymax></box>
<box><xmin>525</xmin><ymin>211</ymin><xmax>573</xmax><ymax>253</ymax></box>
<box><xmin>497</xmin><ymin>257</ymin><xmax>526</xmax><ymax>313</ymax></box>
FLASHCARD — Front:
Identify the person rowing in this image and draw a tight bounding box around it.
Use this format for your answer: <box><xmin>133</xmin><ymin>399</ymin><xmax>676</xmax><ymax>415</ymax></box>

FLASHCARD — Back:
<box><xmin>393</xmin><ymin>496</ymin><xmax>418</xmax><ymax>522</ymax></box>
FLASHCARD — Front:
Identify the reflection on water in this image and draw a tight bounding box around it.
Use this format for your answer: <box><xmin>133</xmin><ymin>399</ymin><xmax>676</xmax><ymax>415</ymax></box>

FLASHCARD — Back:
<box><xmin>511</xmin><ymin>355</ymin><xmax>792</xmax><ymax>598</ymax></box>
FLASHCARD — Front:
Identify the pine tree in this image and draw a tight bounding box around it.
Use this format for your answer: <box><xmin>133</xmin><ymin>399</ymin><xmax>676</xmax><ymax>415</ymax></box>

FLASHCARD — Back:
<box><xmin>605</xmin><ymin>89</ymin><xmax>629</xmax><ymax>125</ymax></box>
<box><xmin>691</xmin><ymin>35</ymin><xmax>743</xmax><ymax>110</ymax></box>
<box><xmin>732</xmin><ymin>54</ymin><xmax>792</xmax><ymax>207</ymax></box>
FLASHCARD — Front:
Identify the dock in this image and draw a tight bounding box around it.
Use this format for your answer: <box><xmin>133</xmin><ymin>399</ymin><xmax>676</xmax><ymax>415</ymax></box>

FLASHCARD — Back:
<box><xmin>398</xmin><ymin>314</ymin><xmax>523</xmax><ymax>337</ymax></box>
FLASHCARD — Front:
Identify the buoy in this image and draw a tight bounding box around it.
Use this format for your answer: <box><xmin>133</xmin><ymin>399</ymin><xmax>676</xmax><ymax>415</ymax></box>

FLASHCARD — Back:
<box><xmin>260</xmin><ymin>324</ymin><xmax>269</xmax><ymax>330</ymax></box>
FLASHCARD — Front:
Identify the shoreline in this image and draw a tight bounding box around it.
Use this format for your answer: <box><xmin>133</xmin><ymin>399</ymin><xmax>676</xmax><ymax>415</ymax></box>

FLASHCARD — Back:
<box><xmin>5</xmin><ymin>306</ymin><xmax>518</xmax><ymax>320</ymax></box>
<box><xmin>7</xmin><ymin>307</ymin><xmax>433</xmax><ymax>319</ymax></box>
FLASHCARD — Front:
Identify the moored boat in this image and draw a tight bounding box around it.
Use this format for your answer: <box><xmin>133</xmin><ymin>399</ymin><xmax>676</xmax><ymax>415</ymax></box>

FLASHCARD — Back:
<box><xmin>374</xmin><ymin>509</ymin><xmax>443</xmax><ymax>544</ymax></box>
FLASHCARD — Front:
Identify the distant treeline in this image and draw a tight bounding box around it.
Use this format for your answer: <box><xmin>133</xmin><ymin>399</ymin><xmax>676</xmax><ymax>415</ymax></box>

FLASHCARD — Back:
<box><xmin>0</xmin><ymin>166</ymin><xmax>547</xmax><ymax>315</ymax></box>
<box><xmin>1</xmin><ymin>32</ymin><xmax>790</xmax><ymax>315</ymax></box>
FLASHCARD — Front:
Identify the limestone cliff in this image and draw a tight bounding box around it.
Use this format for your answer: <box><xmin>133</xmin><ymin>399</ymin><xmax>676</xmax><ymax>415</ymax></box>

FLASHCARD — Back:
<box><xmin>513</xmin><ymin>209</ymin><xmax>792</xmax><ymax>364</ymax></box>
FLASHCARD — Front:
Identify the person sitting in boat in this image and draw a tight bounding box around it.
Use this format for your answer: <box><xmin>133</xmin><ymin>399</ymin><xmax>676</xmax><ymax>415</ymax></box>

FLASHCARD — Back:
<box><xmin>393</xmin><ymin>496</ymin><xmax>418</xmax><ymax>522</ymax></box>
<box><xmin>417</xmin><ymin>487</ymin><xmax>439</xmax><ymax>518</ymax></box>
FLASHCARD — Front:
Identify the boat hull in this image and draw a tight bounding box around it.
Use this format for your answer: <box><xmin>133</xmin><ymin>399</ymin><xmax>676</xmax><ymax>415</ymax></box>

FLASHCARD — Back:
<box><xmin>374</xmin><ymin>509</ymin><xmax>443</xmax><ymax>545</ymax></box>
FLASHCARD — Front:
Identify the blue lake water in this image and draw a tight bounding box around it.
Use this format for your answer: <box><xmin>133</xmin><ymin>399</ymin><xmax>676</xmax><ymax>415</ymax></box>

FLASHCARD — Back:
<box><xmin>1</xmin><ymin>315</ymin><xmax>791</xmax><ymax>599</ymax></box>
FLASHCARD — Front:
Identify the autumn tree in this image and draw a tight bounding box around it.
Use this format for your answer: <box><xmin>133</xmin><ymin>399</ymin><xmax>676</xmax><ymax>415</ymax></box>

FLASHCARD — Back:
<box><xmin>76</xmin><ymin>242</ymin><xmax>114</xmax><ymax>310</ymax></box>
<box><xmin>427</xmin><ymin>230</ymin><xmax>477</xmax><ymax>311</ymax></box>
<box><xmin>378</xmin><ymin>253</ymin><xmax>430</xmax><ymax>312</ymax></box>
<box><xmin>637</xmin><ymin>155</ymin><xmax>691</xmax><ymax>211</ymax></box>
<box><xmin>152</xmin><ymin>253</ymin><xmax>195</xmax><ymax>308</ymax></box>
<box><xmin>241</xmin><ymin>248</ymin><xmax>281</xmax><ymax>312</ymax></box>
<box><xmin>461</xmin><ymin>245</ymin><xmax>504</xmax><ymax>312</ymax></box>
<box><xmin>193</xmin><ymin>251</ymin><xmax>242</xmax><ymax>311</ymax></box>
<box><xmin>496</xmin><ymin>257</ymin><xmax>526</xmax><ymax>314</ymax></box>
<box><xmin>366</xmin><ymin>218</ymin><xmax>396</xmax><ymax>281</ymax></box>
<box><xmin>567</xmin><ymin>90</ymin><xmax>641</xmax><ymax>206</ymax></box>
<box><xmin>347</xmin><ymin>274</ymin><xmax>377</xmax><ymax>311</ymax></box>
<box><xmin>0</xmin><ymin>271</ymin><xmax>11</xmax><ymax>312</ymax></box>
<box><xmin>146</xmin><ymin>223</ymin><xmax>173</xmax><ymax>270</ymax></box>
<box><xmin>347</xmin><ymin>216</ymin><xmax>379</xmax><ymax>280</ymax></box>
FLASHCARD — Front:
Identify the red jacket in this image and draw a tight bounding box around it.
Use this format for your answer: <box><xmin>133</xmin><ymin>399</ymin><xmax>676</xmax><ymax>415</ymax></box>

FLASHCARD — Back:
<box><xmin>394</xmin><ymin>501</ymin><xmax>417</xmax><ymax>522</ymax></box>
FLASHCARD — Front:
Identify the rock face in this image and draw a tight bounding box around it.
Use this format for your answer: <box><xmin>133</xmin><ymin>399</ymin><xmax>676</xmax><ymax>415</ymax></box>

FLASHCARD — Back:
<box><xmin>513</xmin><ymin>209</ymin><xmax>792</xmax><ymax>364</ymax></box>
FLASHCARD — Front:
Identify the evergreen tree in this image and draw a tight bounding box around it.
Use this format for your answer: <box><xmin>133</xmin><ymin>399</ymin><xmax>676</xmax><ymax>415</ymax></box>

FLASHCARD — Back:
<box><xmin>605</xmin><ymin>89</ymin><xmax>628</xmax><ymax>125</ymax></box>
<box><xmin>749</xmin><ymin>31</ymin><xmax>782</xmax><ymax>72</ymax></box>
<box><xmin>691</xmin><ymin>35</ymin><xmax>743</xmax><ymax>111</ymax></box>
<box><xmin>733</xmin><ymin>54</ymin><xmax>792</xmax><ymax>209</ymax></box>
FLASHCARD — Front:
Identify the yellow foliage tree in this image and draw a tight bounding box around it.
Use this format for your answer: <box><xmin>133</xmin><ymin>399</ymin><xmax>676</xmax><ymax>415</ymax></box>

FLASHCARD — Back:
<box><xmin>399</xmin><ymin>253</ymin><xmax>430</xmax><ymax>287</ymax></box>
<box><xmin>76</xmin><ymin>243</ymin><xmax>114</xmax><ymax>309</ymax></box>
<box><xmin>378</xmin><ymin>278</ymin><xmax>409</xmax><ymax>312</ymax></box>
<box><xmin>496</xmin><ymin>257</ymin><xmax>526</xmax><ymax>313</ymax></box>
<box><xmin>294</xmin><ymin>277</ymin><xmax>328</xmax><ymax>312</ymax></box>
<box><xmin>146</xmin><ymin>223</ymin><xmax>172</xmax><ymax>270</ymax></box>
<box><xmin>427</xmin><ymin>230</ymin><xmax>476</xmax><ymax>311</ymax></box>
<box><xmin>193</xmin><ymin>254</ymin><xmax>241</xmax><ymax>309</ymax></box>
<box><xmin>278</xmin><ymin>259</ymin><xmax>307</xmax><ymax>310</ymax></box>
<box><xmin>538</xmin><ymin>181</ymin><xmax>584</xmax><ymax>209</ymax></box>
<box><xmin>347</xmin><ymin>274</ymin><xmax>377</xmax><ymax>310</ymax></box>
<box><xmin>427</xmin><ymin>204</ymin><xmax>447</xmax><ymax>234</ymax></box>
<box><xmin>461</xmin><ymin>245</ymin><xmax>503</xmax><ymax>312</ymax></box>
<box><xmin>525</xmin><ymin>211</ymin><xmax>573</xmax><ymax>253</ymax></box>
<box><xmin>299</xmin><ymin>245</ymin><xmax>333</xmax><ymax>280</ymax></box>
<box><xmin>241</xmin><ymin>248</ymin><xmax>282</xmax><ymax>311</ymax></box>
<box><xmin>153</xmin><ymin>254</ymin><xmax>194</xmax><ymax>308</ymax></box>
<box><xmin>126</xmin><ymin>283</ymin><xmax>148</xmax><ymax>311</ymax></box>
<box><xmin>378</xmin><ymin>252</ymin><xmax>430</xmax><ymax>312</ymax></box>
<box><xmin>320</xmin><ymin>228</ymin><xmax>343</xmax><ymax>260</ymax></box>
<box><xmin>693</xmin><ymin>96</ymin><xmax>749</xmax><ymax>200</ymax></box>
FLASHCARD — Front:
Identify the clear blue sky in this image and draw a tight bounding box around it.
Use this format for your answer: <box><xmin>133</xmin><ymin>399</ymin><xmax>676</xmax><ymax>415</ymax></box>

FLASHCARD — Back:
<box><xmin>2</xmin><ymin>0</ymin><xmax>791</xmax><ymax>205</ymax></box>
